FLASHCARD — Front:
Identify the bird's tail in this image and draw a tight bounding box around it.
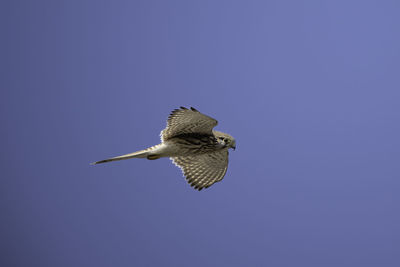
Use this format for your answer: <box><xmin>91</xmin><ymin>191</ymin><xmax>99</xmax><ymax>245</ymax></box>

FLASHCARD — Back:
<box><xmin>91</xmin><ymin>144</ymin><xmax>163</xmax><ymax>165</ymax></box>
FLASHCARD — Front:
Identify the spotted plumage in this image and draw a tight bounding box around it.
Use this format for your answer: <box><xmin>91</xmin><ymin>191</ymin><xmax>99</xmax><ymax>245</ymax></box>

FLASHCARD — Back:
<box><xmin>92</xmin><ymin>107</ymin><xmax>236</xmax><ymax>190</ymax></box>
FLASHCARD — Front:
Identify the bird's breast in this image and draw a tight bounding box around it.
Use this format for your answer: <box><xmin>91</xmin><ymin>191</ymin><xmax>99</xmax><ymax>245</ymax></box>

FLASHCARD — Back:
<box><xmin>167</xmin><ymin>134</ymin><xmax>219</xmax><ymax>155</ymax></box>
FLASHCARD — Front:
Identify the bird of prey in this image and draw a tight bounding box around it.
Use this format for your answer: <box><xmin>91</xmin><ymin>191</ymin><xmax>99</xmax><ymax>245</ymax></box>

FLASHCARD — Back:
<box><xmin>92</xmin><ymin>107</ymin><xmax>236</xmax><ymax>190</ymax></box>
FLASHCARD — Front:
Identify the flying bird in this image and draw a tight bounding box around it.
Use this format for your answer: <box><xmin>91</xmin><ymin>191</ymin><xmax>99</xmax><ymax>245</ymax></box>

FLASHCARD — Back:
<box><xmin>92</xmin><ymin>107</ymin><xmax>236</xmax><ymax>190</ymax></box>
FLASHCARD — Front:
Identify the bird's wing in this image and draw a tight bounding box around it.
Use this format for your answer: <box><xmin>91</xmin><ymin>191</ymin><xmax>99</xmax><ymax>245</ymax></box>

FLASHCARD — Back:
<box><xmin>171</xmin><ymin>149</ymin><xmax>229</xmax><ymax>191</ymax></box>
<box><xmin>161</xmin><ymin>107</ymin><xmax>218</xmax><ymax>141</ymax></box>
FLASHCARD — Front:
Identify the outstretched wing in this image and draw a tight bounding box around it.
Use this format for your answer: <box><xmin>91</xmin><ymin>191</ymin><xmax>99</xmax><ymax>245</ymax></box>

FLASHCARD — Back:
<box><xmin>171</xmin><ymin>149</ymin><xmax>229</xmax><ymax>191</ymax></box>
<box><xmin>161</xmin><ymin>107</ymin><xmax>218</xmax><ymax>141</ymax></box>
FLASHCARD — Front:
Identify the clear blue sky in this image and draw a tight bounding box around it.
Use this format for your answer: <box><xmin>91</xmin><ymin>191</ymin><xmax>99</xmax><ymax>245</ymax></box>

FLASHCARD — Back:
<box><xmin>1</xmin><ymin>1</ymin><xmax>400</xmax><ymax>266</ymax></box>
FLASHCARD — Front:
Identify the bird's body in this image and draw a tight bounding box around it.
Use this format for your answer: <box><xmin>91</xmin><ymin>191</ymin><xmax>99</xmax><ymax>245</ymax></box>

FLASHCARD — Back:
<box><xmin>92</xmin><ymin>107</ymin><xmax>236</xmax><ymax>190</ymax></box>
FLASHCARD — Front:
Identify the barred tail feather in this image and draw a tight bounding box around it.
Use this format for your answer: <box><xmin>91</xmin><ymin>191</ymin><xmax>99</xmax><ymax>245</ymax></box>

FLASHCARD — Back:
<box><xmin>91</xmin><ymin>144</ymin><xmax>162</xmax><ymax>165</ymax></box>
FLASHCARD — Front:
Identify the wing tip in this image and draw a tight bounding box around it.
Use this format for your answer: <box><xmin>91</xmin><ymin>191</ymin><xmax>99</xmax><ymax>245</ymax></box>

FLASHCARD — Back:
<box><xmin>176</xmin><ymin>106</ymin><xmax>198</xmax><ymax>112</ymax></box>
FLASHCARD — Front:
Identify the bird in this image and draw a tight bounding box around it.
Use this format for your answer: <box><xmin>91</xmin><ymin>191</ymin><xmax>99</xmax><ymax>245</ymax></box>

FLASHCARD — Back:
<box><xmin>92</xmin><ymin>107</ymin><xmax>236</xmax><ymax>191</ymax></box>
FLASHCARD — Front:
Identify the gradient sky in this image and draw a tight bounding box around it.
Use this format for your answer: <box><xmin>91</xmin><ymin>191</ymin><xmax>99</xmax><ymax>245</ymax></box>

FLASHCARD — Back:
<box><xmin>1</xmin><ymin>1</ymin><xmax>400</xmax><ymax>266</ymax></box>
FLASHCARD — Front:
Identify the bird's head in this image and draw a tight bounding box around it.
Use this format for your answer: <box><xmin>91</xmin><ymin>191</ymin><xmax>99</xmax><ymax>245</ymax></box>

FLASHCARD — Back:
<box><xmin>214</xmin><ymin>131</ymin><xmax>236</xmax><ymax>150</ymax></box>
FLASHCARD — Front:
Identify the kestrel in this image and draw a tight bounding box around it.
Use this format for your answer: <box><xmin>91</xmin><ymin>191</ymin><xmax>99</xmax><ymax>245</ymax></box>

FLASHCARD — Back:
<box><xmin>92</xmin><ymin>107</ymin><xmax>236</xmax><ymax>190</ymax></box>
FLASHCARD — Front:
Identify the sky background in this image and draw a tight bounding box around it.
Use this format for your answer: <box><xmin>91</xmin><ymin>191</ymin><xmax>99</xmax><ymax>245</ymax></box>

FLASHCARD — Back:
<box><xmin>1</xmin><ymin>0</ymin><xmax>400</xmax><ymax>266</ymax></box>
